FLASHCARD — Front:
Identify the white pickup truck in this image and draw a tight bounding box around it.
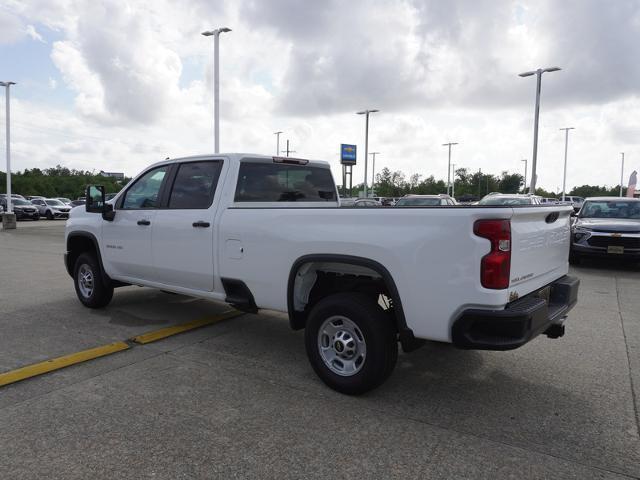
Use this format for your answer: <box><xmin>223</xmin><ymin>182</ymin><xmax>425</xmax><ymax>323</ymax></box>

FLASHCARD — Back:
<box><xmin>65</xmin><ymin>154</ymin><xmax>579</xmax><ymax>394</ymax></box>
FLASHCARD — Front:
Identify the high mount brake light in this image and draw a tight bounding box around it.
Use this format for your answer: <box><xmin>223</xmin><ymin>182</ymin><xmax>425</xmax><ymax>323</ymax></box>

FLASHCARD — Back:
<box><xmin>474</xmin><ymin>219</ymin><xmax>511</xmax><ymax>289</ymax></box>
<box><xmin>272</xmin><ymin>156</ymin><xmax>309</xmax><ymax>165</ymax></box>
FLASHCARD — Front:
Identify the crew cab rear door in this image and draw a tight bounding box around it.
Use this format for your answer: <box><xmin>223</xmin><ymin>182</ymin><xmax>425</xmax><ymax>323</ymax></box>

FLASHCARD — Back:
<box><xmin>509</xmin><ymin>205</ymin><xmax>572</xmax><ymax>296</ymax></box>
<box><xmin>150</xmin><ymin>159</ymin><xmax>224</xmax><ymax>291</ymax></box>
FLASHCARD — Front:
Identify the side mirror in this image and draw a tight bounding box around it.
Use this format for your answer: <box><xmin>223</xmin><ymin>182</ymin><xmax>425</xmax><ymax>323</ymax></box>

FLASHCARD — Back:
<box><xmin>86</xmin><ymin>185</ymin><xmax>105</xmax><ymax>213</ymax></box>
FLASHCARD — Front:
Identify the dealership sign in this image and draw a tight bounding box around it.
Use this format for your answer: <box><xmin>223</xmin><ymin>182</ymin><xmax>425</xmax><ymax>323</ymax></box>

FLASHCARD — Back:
<box><xmin>340</xmin><ymin>144</ymin><xmax>357</xmax><ymax>165</ymax></box>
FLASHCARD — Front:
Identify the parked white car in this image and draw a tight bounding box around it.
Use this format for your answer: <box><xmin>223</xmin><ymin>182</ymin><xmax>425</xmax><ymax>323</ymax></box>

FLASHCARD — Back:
<box><xmin>65</xmin><ymin>153</ymin><xmax>579</xmax><ymax>394</ymax></box>
<box><xmin>31</xmin><ymin>198</ymin><xmax>72</xmax><ymax>219</ymax></box>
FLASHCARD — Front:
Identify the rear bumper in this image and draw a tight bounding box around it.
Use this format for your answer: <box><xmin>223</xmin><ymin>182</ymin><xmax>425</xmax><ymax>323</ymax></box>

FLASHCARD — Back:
<box><xmin>452</xmin><ymin>275</ymin><xmax>580</xmax><ymax>351</ymax></box>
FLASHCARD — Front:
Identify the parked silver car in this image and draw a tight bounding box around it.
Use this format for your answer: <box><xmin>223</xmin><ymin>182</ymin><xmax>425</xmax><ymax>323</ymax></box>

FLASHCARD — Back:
<box><xmin>570</xmin><ymin>197</ymin><xmax>640</xmax><ymax>264</ymax></box>
<box><xmin>30</xmin><ymin>198</ymin><xmax>72</xmax><ymax>219</ymax></box>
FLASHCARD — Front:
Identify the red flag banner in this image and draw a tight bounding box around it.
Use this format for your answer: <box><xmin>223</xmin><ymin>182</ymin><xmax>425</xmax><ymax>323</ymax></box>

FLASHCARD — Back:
<box><xmin>628</xmin><ymin>170</ymin><xmax>637</xmax><ymax>198</ymax></box>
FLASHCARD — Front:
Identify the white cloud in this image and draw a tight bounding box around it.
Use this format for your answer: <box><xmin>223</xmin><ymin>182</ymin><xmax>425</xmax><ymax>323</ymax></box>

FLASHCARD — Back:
<box><xmin>0</xmin><ymin>9</ymin><xmax>23</xmax><ymax>44</ymax></box>
<box><xmin>25</xmin><ymin>24</ymin><xmax>45</xmax><ymax>43</ymax></box>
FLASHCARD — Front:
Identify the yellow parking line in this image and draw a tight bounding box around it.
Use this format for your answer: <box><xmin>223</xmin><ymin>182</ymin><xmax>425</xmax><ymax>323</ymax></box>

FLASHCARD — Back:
<box><xmin>131</xmin><ymin>310</ymin><xmax>244</xmax><ymax>345</ymax></box>
<box><xmin>0</xmin><ymin>341</ymin><xmax>130</xmax><ymax>388</ymax></box>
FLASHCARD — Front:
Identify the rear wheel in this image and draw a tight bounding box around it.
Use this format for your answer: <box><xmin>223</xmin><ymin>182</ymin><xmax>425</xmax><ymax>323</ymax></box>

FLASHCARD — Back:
<box><xmin>305</xmin><ymin>293</ymin><xmax>398</xmax><ymax>395</ymax></box>
<box><xmin>74</xmin><ymin>253</ymin><xmax>113</xmax><ymax>308</ymax></box>
<box><xmin>46</xmin><ymin>210</ymin><xmax>53</xmax><ymax>220</ymax></box>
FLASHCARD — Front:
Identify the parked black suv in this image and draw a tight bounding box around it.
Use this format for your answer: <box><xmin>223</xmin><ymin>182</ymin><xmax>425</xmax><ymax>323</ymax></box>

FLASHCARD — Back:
<box><xmin>0</xmin><ymin>198</ymin><xmax>40</xmax><ymax>220</ymax></box>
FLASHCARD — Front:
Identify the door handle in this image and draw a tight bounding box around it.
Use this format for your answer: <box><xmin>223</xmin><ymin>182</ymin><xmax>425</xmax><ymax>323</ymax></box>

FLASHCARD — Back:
<box><xmin>192</xmin><ymin>221</ymin><xmax>211</xmax><ymax>228</ymax></box>
<box><xmin>137</xmin><ymin>219</ymin><xmax>151</xmax><ymax>226</ymax></box>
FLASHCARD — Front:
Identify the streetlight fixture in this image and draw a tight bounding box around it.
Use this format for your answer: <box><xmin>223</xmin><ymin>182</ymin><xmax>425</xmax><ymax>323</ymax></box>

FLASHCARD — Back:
<box><xmin>521</xmin><ymin>159</ymin><xmax>528</xmax><ymax>193</ymax></box>
<box><xmin>519</xmin><ymin>66</ymin><xmax>561</xmax><ymax>194</ymax></box>
<box><xmin>559</xmin><ymin>127</ymin><xmax>575</xmax><ymax>202</ymax></box>
<box><xmin>1</xmin><ymin>81</ymin><xmax>15</xmax><ymax>220</ymax></box>
<box><xmin>274</xmin><ymin>131</ymin><xmax>283</xmax><ymax>155</ymax></box>
<box><xmin>620</xmin><ymin>152</ymin><xmax>625</xmax><ymax>197</ymax></box>
<box><xmin>442</xmin><ymin>142</ymin><xmax>458</xmax><ymax>196</ymax></box>
<box><xmin>202</xmin><ymin>27</ymin><xmax>232</xmax><ymax>153</ymax></box>
<box><xmin>356</xmin><ymin>109</ymin><xmax>379</xmax><ymax>197</ymax></box>
<box><xmin>369</xmin><ymin>152</ymin><xmax>380</xmax><ymax>197</ymax></box>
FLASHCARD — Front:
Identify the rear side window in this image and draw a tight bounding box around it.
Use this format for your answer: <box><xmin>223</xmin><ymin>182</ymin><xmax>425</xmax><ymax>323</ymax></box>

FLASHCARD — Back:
<box><xmin>168</xmin><ymin>161</ymin><xmax>222</xmax><ymax>209</ymax></box>
<box><xmin>235</xmin><ymin>163</ymin><xmax>336</xmax><ymax>202</ymax></box>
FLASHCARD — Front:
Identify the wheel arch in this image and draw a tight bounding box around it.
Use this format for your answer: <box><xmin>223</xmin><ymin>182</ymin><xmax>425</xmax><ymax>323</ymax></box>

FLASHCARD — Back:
<box><xmin>65</xmin><ymin>232</ymin><xmax>110</xmax><ymax>283</ymax></box>
<box><xmin>287</xmin><ymin>254</ymin><xmax>422</xmax><ymax>351</ymax></box>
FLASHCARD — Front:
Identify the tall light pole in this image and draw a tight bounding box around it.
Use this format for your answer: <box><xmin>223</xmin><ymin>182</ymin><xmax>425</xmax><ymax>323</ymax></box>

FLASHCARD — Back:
<box><xmin>620</xmin><ymin>152</ymin><xmax>625</xmax><ymax>197</ymax></box>
<box><xmin>451</xmin><ymin>163</ymin><xmax>456</xmax><ymax>198</ymax></box>
<box><xmin>274</xmin><ymin>131</ymin><xmax>282</xmax><ymax>155</ymax></box>
<box><xmin>369</xmin><ymin>152</ymin><xmax>380</xmax><ymax>196</ymax></box>
<box><xmin>1</xmin><ymin>81</ymin><xmax>15</xmax><ymax>216</ymax></box>
<box><xmin>356</xmin><ymin>109</ymin><xmax>379</xmax><ymax>198</ymax></box>
<box><xmin>442</xmin><ymin>142</ymin><xmax>458</xmax><ymax>195</ymax></box>
<box><xmin>559</xmin><ymin>127</ymin><xmax>575</xmax><ymax>202</ymax></box>
<box><xmin>521</xmin><ymin>159</ymin><xmax>528</xmax><ymax>193</ymax></box>
<box><xmin>519</xmin><ymin>66</ymin><xmax>561</xmax><ymax>194</ymax></box>
<box><xmin>202</xmin><ymin>27</ymin><xmax>232</xmax><ymax>153</ymax></box>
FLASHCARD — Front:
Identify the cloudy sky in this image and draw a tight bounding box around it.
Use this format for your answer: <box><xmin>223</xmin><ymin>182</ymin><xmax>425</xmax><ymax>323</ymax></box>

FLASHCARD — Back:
<box><xmin>0</xmin><ymin>0</ymin><xmax>638</xmax><ymax>191</ymax></box>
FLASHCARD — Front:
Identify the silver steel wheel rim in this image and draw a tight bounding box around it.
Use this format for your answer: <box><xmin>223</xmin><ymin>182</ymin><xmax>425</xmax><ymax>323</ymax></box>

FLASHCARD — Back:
<box><xmin>317</xmin><ymin>315</ymin><xmax>367</xmax><ymax>377</ymax></box>
<box><xmin>78</xmin><ymin>264</ymin><xmax>94</xmax><ymax>298</ymax></box>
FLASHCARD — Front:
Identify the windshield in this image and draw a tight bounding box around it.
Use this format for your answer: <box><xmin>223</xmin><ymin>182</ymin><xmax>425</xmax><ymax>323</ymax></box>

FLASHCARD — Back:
<box><xmin>478</xmin><ymin>196</ymin><xmax>532</xmax><ymax>206</ymax></box>
<box><xmin>396</xmin><ymin>197</ymin><xmax>441</xmax><ymax>206</ymax></box>
<box><xmin>58</xmin><ymin>198</ymin><xmax>71</xmax><ymax>203</ymax></box>
<box><xmin>579</xmin><ymin>200</ymin><xmax>640</xmax><ymax>219</ymax></box>
<box><xmin>11</xmin><ymin>199</ymin><xmax>32</xmax><ymax>206</ymax></box>
<box><xmin>46</xmin><ymin>199</ymin><xmax>64</xmax><ymax>206</ymax></box>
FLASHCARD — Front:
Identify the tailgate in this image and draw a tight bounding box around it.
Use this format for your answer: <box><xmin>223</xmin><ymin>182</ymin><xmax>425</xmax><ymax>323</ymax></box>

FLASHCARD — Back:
<box><xmin>509</xmin><ymin>206</ymin><xmax>572</xmax><ymax>296</ymax></box>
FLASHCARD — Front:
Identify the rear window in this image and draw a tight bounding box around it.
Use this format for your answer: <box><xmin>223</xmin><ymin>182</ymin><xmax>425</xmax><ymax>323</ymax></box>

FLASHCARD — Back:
<box><xmin>235</xmin><ymin>162</ymin><xmax>336</xmax><ymax>202</ymax></box>
<box><xmin>168</xmin><ymin>161</ymin><xmax>222</xmax><ymax>209</ymax></box>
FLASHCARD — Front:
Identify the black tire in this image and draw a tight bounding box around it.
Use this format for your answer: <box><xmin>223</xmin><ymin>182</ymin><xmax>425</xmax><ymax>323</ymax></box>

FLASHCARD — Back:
<box><xmin>46</xmin><ymin>210</ymin><xmax>53</xmax><ymax>220</ymax></box>
<box><xmin>73</xmin><ymin>252</ymin><xmax>113</xmax><ymax>308</ymax></box>
<box><xmin>33</xmin><ymin>216</ymin><xmax>39</xmax><ymax>221</ymax></box>
<box><xmin>305</xmin><ymin>293</ymin><xmax>398</xmax><ymax>395</ymax></box>
<box><xmin>569</xmin><ymin>251</ymin><xmax>581</xmax><ymax>265</ymax></box>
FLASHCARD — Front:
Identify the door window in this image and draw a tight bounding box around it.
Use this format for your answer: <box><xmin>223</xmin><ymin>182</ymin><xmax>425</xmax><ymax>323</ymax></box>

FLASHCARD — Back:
<box><xmin>121</xmin><ymin>166</ymin><xmax>168</xmax><ymax>209</ymax></box>
<box><xmin>168</xmin><ymin>161</ymin><xmax>222</xmax><ymax>209</ymax></box>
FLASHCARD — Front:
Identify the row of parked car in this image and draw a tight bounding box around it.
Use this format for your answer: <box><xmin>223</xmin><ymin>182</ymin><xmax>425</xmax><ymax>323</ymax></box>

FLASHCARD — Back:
<box><xmin>0</xmin><ymin>194</ymin><xmax>85</xmax><ymax>221</ymax></box>
<box><xmin>340</xmin><ymin>193</ymin><xmax>585</xmax><ymax>210</ymax></box>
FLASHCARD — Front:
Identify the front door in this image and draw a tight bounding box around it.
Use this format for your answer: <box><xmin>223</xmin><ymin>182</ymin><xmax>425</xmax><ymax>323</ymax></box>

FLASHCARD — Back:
<box><xmin>151</xmin><ymin>160</ymin><xmax>223</xmax><ymax>291</ymax></box>
<box><xmin>102</xmin><ymin>165</ymin><xmax>170</xmax><ymax>281</ymax></box>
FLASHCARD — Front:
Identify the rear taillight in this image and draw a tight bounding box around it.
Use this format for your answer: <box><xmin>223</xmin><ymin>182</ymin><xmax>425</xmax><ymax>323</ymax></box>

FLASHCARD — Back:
<box><xmin>474</xmin><ymin>219</ymin><xmax>511</xmax><ymax>289</ymax></box>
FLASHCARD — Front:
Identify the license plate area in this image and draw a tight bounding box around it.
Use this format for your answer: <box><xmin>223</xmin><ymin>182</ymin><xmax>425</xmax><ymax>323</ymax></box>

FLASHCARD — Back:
<box><xmin>608</xmin><ymin>245</ymin><xmax>624</xmax><ymax>254</ymax></box>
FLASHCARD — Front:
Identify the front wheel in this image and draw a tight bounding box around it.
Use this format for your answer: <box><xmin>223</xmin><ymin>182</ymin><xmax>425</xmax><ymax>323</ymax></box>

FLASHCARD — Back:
<box><xmin>74</xmin><ymin>253</ymin><xmax>113</xmax><ymax>308</ymax></box>
<box><xmin>305</xmin><ymin>293</ymin><xmax>398</xmax><ymax>395</ymax></box>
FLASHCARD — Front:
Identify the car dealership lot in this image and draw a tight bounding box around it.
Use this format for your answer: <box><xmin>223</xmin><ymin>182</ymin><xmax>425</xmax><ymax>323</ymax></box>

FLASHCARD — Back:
<box><xmin>1</xmin><ymin>221</ymin><xmax>639</xmax><ymax>479</ymax></box>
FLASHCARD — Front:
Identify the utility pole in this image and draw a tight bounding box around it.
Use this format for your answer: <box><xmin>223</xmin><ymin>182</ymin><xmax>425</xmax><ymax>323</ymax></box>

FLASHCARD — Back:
<box><xmin>369</xmin><ymin>152</ymin><xmax>380</xmax><ymax>197</ymax></box>
<box><xmin>620</xmin><ymin>152</ymin><xmax>625</xmax><ymax>197</ymax></box>
<box><xmin>284</xmin><ymin>139</ymin><xmax>295</xmax><ymax>157</ymax></box>
<box><xmin>442</xmin><ymin>142</ymin><xmax>458</xmax><ymax>196</ymax></box>
<box><xmin>1</xmin><ymin>81</ymin><xmax>16</xmax><ymax>228</ymax></box>
<box><xmin>559</xmin><ymin>127</ymin><xmax>575</xmax><ymax>201</ymax></box>
<box><xmin>451</xmin><ymin>163</ymin><xmax>456</xmax><ymax>198</ymax></box>
<box><xmin>356</xmin><ymin>109</ymin><xmax>379</xmax><ymax>198</ymax></box>
<box><xmin>521</xmin><ymin>159</ymin><xmax>528</xmax><ymax>193</ymax></box>
<box><xmin>519</xmin><ymin>66</ymin><xmax>561</xmax><ymax>194</ymax></box>
<box><xmin>202</xmin><ymin>27</ymin><xmax>232</xmax><ymax>153</ymax></box>
<box><xmin>274</xmin><ymin>131</ymin><xmax>282</xmax><ymax>155</ymax></box>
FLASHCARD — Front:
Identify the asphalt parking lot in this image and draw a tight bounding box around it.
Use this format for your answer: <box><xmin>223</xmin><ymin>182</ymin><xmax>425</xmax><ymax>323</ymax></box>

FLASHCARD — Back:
<box><xmin>1</xmin><ymin>221</ymin><xmax>639</xmax><ymax>479</ymax></box>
